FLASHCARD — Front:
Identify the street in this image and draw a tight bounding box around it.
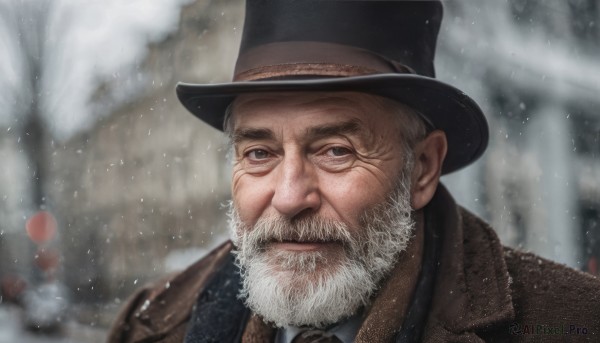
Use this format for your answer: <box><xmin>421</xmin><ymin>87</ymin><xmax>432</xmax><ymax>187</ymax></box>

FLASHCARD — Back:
<box><xmin>0</xmin><ymin>305</ymin><xmax>106</xmax><ymax>343</ymax></box>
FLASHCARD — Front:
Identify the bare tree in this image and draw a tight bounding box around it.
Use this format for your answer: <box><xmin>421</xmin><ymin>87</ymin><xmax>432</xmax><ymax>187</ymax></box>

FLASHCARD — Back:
<box><xmin>3</xmin><ymin>1</ymin><xmax>52</xmax><ymax>210</ymax></box>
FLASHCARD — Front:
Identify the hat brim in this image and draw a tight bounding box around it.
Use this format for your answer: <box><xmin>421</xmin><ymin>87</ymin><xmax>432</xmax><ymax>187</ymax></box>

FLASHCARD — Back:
<box><xmin>176</xmin><ymin>74</ymin><xmax>488</xmax><ymax>174</ymax></box>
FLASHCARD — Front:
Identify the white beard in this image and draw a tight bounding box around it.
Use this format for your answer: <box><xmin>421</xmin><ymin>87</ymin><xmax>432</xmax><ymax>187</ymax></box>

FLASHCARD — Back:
<box><xmin>228</xmin><ymin>174</ymin><xmax>415</xmax><ymax>328</ymax></box>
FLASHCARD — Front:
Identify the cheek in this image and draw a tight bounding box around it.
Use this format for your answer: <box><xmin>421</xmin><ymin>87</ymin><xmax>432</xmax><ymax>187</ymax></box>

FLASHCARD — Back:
<box><xmin>232</xmin><ymin>172</ymin><xmax>274</xmax><ymax>226</ymax></box>
<box><xmin>318</xmin><ymin>171</ymin><xmax>391</xmax><ymax>226</ymax></box>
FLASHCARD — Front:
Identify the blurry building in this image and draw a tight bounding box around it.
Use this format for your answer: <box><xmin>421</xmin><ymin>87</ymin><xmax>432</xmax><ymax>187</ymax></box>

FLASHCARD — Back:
<box><xmin>42</xmin><ymin>0</ymin><xmax>244</xmax><ymax>303</ymax></box>
<box><xmin>439</xmin><ymin>0</ymin><xmax>600</xmax><ymax>271</ymax></box>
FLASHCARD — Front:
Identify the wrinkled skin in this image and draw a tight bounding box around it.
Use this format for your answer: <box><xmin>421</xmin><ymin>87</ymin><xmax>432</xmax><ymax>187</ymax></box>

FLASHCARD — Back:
<box><xmin>229</xmin><ymin>91</ymin><xmax>447</xmax><ymax>259</ymax></box>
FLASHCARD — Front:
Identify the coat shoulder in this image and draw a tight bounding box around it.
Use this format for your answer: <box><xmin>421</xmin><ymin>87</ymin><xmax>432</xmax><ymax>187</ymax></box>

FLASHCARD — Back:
<box><xmin>106</xmin><ymin>241</ymin><xmax>234</xmax><ymax>343</ymax></box>
<box><xmin>503</xmin><ymin>247</ymin><xmax>600</xmax><ymax>337</ymax></box>
<box><xmin>456</xmin><ymin>206</ymin><xmax>600</xmax><ymax>340</ymax></box>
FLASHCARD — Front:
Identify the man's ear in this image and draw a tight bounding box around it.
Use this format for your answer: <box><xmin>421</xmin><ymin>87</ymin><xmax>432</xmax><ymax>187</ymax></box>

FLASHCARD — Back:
<box><xmin>410</xmin><ymin>130</ymin><xmax>448</xmax><ymax>210</ymax></box>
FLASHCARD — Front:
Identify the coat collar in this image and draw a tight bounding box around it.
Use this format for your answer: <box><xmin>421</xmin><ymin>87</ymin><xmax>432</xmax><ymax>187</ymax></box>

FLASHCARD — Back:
<box><xmin>423</xmin><ymin>185</ymin><xmax>515</xmax><ymax>340</ymax></box>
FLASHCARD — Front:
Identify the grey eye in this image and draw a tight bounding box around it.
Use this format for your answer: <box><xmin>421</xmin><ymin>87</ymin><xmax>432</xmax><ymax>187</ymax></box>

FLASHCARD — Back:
<box><xmin>248</xmin><ymin>149</ymin><xmax>270</xmax><ymax>159</ymax></box>
<box><xmin>329</xmin><ymin>147</ymin><xmax>351</xmax><ymax>156</ymax></box>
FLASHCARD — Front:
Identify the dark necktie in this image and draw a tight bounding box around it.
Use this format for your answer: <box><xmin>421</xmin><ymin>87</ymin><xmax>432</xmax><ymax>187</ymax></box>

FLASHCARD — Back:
<box><xmin>291</xmin><ymin>329</ymin><xmax>342</xmax><ymax>343</ymax></box>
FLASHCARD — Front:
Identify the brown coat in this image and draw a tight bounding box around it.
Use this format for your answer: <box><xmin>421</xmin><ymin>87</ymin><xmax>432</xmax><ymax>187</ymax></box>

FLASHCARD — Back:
<box><xmin>107</xmin><ymin>186</ymin><xmax>600</xmax><ymax>342</ymax></box>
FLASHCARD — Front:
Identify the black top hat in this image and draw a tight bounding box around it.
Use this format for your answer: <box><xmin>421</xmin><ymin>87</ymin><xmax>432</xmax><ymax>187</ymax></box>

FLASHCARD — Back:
<box><xmin>176</xmin><ymin>0</ymin><xmax>488</xmax><ymax>174</ymax></box>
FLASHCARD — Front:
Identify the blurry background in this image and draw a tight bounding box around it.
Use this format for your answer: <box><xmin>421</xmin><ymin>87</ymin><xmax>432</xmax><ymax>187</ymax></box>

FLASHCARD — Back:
<box><xmin>0</xmin><ymin>0</ymin><xmax>598</xmax><ymax>342</ymax></box>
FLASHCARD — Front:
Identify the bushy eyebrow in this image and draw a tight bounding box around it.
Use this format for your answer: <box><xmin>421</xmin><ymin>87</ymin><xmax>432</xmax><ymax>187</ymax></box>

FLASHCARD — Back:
<box><xmin>232</xmin><ymin>127</ymin><xmax>275</xmax><ymax>145</ymax></box>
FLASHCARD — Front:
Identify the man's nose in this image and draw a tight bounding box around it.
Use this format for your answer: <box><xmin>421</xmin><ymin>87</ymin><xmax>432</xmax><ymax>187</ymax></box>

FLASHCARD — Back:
<box><xmin>271</xmin><ymin>154</ymin><xmax>320</xmax><ymax>218</ymax></box>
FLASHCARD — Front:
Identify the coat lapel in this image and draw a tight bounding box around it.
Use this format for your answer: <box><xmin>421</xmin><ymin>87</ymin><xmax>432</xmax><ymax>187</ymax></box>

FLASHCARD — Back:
<box><xmin>421</xmin><ymin>185</ymin><xmax>515</xmax><ymax>342</ymax></box>
<box><xmin>354</xmin><ymin>217</ymin><xmax>425</xmax><ymax>342</ymax></box>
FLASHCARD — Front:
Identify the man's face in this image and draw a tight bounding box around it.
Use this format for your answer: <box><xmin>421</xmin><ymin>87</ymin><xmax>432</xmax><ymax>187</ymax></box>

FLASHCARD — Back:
<box><xmin>229</xmin><ymin>92</ymin><xmax>417</xmax><ymax>327</ymax></box>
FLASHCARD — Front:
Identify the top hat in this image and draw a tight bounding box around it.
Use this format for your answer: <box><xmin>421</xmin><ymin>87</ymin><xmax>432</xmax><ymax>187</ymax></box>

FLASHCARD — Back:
<box><xmin>176</xmin><ymin>0</ymin><xmax>488</xmax><ymax>174</ymax></box>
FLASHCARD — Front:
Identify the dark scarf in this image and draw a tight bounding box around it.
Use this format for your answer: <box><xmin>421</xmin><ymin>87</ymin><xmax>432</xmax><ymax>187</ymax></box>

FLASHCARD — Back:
<box><xmin>183</xmin><ymin>252</ymin><xmax>249</xmax><ymax>343</ymax></box>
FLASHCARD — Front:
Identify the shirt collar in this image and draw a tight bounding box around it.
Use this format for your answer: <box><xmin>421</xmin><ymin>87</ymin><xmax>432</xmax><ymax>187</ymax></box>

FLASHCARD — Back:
<box><xmin>276</xmin><ymin>313</ymin><xmax>364</xmax><ymax>343</ymax></box>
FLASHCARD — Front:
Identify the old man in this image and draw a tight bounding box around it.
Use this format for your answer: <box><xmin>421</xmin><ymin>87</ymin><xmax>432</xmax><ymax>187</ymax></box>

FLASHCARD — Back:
<box><xmin>108</xmin><ymin>1</ymin><xmax>600</xmax><ymax>342</ymax></box>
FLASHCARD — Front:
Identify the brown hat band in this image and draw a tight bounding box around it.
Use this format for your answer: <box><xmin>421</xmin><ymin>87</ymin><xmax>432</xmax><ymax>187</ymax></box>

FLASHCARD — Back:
<box><xmin>233</xmin><ymin>41</ymin><xmax>415</xmax><ymax>82</ymax></box>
